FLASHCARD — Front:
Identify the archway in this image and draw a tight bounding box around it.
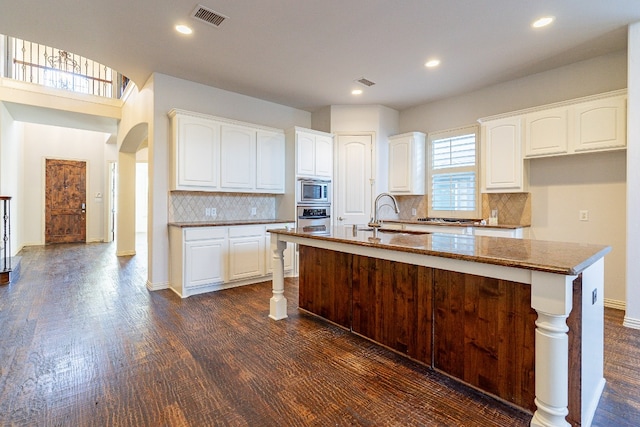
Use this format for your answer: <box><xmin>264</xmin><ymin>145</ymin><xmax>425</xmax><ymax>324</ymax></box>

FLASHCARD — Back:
<box><xmin>116</xmin><ymin>122</ymin><xmax>148</xmax><ymax>257</ymax></box>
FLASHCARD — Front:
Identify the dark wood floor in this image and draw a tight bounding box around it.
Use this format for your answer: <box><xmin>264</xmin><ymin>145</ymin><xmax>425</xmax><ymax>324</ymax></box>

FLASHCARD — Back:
<box><xmin>0</xmin><ymin>241</ymin><xmax>638</xmax><ymax>426</ymax></box>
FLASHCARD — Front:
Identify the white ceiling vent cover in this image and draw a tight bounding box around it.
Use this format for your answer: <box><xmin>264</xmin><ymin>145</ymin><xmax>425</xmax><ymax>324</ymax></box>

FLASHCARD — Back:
<box><xmin>355</xmin><ymin>77</ymin><xmax>376</xmax><ymax>87</ymax></box>
<box><xmin>191</xmin><ymin>4</ymin><xmax>228</xmax><ymax>28</ymax></box>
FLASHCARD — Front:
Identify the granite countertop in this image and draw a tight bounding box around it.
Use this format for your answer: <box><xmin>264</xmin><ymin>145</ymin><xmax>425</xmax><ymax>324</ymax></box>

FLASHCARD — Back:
<box><xmin>269</xmin><ymin>226</ymin><xmax>610</xmax><ymax>276</ymax></box>
<box><xmin>384</xmin><ymin>219</ymin><xmax>530</xmax><ymax>229</ymax></box>
<box><xmin>169</xmin><ymin>219</ymin><xmax>295</xmax><ymax>228</ymax></box>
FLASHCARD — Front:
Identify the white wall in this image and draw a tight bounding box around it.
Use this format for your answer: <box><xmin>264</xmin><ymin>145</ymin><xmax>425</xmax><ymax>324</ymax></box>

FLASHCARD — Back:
<box><xmin>398</xmin><ymin>50</ymin><xmax>628</xmax><ymax>307</ymax></box>
<box><xmin>140</xmin><ymin>73</ymin><xmax>312</xmax><ymax>290</ymax></box>
<box><xmin>528</xmin><ymin>151</ymin><xmax>626</xmax><ymax>304</ymax></box>
<box><xmin>400</xmin><ymin>50</ymin><xmax>627</xmax><ymax>134</ymax></box>
<box><xmin>21</xmin><ymin>123</ymin><xmax>110</xmax><ymax>245</ymax></box>
<box><xmin>328</xmin><ymin>104</ymin><xmax>399</xmax><ymax>193</ymax></box>
<box><xmin>0</xmin><ymin>102</ymin><xmax>21</xmax><ymax>255</ymax></box>
<box><xmin>626</xmin><ymin>23</ymin><xmax>640</xmax><ymax>327</ymax></box>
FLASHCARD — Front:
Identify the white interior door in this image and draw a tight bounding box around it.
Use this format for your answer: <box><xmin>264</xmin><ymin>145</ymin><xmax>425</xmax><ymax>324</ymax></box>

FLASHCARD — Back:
<box><xmin>335</xmin><ymin>134</ymin><xmax>373</xmax><ymax>226</ymax></box>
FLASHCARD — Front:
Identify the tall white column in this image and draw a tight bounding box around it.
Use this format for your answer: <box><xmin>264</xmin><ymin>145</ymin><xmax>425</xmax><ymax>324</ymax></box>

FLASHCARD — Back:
<box><xmin>269</xmin><ymin>236</ymin><xmax>288</xmax><ymax>320</ymax></box>
<box><xmin>116</xmin><ymin>151</ymin><xmax>136</xmax><ymax>256</ymax></box>
<box><xmin>625</xmin><ymin>22</ymin><xmax>640</xmax><ymax>328</ymax></box>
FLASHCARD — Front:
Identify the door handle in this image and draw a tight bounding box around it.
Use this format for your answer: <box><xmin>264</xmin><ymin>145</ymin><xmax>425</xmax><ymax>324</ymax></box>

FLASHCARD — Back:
<box><xmin>338</xmin><ymin>216</ymin><xmax>344</xmax><ymax>221</ymax></box>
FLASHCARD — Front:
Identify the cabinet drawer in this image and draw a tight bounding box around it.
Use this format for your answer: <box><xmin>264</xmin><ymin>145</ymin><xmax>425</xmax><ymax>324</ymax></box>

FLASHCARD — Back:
<box><xmin>228</xmin><ymin>225</ymin><xmax>265</xmax><ymax>238</ymax></box>
<box><xmin>184</xmin><ymin>227</ymin><xmax>227</xmax><ymax>241</ymax></box>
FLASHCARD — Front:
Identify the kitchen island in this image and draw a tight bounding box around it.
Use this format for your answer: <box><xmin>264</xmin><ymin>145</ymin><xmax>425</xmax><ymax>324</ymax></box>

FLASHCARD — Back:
<box><xmin>268</xmin><ymin>226</ymin><xmax>611</xmax><ymax>427</ymax></box>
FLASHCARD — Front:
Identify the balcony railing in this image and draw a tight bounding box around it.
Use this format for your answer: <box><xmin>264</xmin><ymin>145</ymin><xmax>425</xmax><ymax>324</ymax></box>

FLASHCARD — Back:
<box><xmin>2</xmin><ymin>35</ymin><xmax>129</xmax><ymax>99</ymax></box>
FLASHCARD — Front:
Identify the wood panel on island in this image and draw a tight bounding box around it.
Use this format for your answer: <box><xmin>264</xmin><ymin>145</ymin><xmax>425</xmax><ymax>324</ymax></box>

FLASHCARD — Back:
<box><xmin>268</xmin><ymin>227</ymin><xmax>609</xmax><ymax>427</ymax></box>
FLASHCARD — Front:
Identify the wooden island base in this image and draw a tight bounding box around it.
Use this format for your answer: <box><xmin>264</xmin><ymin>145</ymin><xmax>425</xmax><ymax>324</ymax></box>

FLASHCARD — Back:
<box><xmin>299</xmin><ymin>246</ymin><xmax>584</xmax><ymax>425</ymax></box>
<box><xmin>268</xmin><ymin>227</ymin><xmax>609</xmax><ymax>427</ymax></box>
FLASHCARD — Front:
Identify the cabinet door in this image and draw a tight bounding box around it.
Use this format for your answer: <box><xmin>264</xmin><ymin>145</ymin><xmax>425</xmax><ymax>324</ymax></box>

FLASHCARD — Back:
<box><xmin>314</xmin><ymin>135</ymin><xmax>333</xmax><ymax>178</ymax></box>
<box><xmin>296</xmin><ymin>132</ymin><xmax>316</xmax><ymax>176</ymax></box>
<box><xmin>175</xmin><ymin>116</ymin><xmax>220</xmax><ymax>190</ymax></box>
<box><xmin>220</xmin><ymin>124</ymin><xmax>256</xmax><ymax>190</ymax></box>
<box><xmin>185</xmin><ymin>239</ymin><xmax>226</xmax><ymax>288</ymax></box>
<box><xmin>483</xmin><ymin>118</ymin><xmax>525</xmax><ymax>192</ymax></box>
<box><xmin>256</xmin><ymin>130</ymin><xmax>285</xmax><ymax>193</ymax></box>
<box><xmin>228</xmin><ymin>226</ymin><xmax>265</xmax><ymax>280</ymax></box>
<box><xmin>574</xmin><ymin>96</ymin><xmax>626</xmax><ymax>152</ymax></box>
<box><xmin>524</xmin><ymin>107</ymin><xmax>568</xmax><ymax>157</ymax></box>
<box><xmin>389</xmin><ymin>137</ymin><xmax>411</xmax><ymax>192</ymax></box>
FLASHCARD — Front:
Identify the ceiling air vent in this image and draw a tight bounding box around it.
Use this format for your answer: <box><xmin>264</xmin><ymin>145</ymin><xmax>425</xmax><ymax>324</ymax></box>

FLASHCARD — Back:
<box><xmin>191</xmin><ymin>4</ymin><xmax>228</xmax><ymax>28</ymax></box>
<box><xmin>355</xmin><ymin>77</ymin><xmax>376</xmax><ymax>87</ymax></box>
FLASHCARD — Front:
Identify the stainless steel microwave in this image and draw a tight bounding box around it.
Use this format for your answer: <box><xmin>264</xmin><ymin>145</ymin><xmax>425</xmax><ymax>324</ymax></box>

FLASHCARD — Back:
<box><xmin>298</xmin><ymin>179</ymin><xmax>330</xmax><ymax>204</ymax></box>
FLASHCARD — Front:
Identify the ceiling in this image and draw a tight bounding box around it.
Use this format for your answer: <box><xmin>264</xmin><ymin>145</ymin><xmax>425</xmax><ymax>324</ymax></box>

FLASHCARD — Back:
<box><xmin>1</xmin><ymin>0</ymin><xmax>639</xmax><ymax>112</ymax></box>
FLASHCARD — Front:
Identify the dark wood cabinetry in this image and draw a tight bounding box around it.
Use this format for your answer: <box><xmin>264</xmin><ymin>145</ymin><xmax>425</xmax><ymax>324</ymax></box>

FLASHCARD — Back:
<box><xmin>433</xmin><ymin>269</ymin><xmax>537</xmax><ymax>411</ymax></box>
<box><xmin>297</xmin><ymin>245</ymin><xmax>583</xmax><ymax>424</ymax></box>
<box><xmin>298</xmin><ymin>246</ymin><xmax>351</xmax><ymax>328</ymax></box>
<box><xmin>351</xmin><ymin>255</ymin><xmax>433</xmax><ymax>364</ymax></box>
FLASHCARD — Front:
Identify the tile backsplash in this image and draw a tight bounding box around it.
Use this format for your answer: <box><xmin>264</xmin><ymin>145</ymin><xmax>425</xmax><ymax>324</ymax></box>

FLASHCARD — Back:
<box><xmin>395</xmin><ymin>195</ymin><xmax>428</xmax><ymax>220</ymax></box>
<box><xmin>169</xmin><ymin>192</ymin><xmax>277</xmax><ymax>222</ymax></box>
<box><xmin>394</xmin><ymin>193</ymin><xmax>531</xmax><ymax>225</ymax></box>
<box><xmin>481</xmin><ymin>193</ymin><xmax>531</xmax><ymax>226</ymax></box>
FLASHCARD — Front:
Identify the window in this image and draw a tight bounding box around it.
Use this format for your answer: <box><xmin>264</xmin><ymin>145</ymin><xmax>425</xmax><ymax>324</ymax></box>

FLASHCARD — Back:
<box><xmin>428</xmin><ymin>126</ymin><xmax>479</xmax><ymax>219</ymax></box>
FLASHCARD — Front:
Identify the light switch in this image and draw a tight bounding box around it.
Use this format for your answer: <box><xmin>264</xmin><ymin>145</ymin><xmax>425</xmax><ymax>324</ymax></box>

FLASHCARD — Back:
<box><xmin>579</xmin><ymin>210</ymin><xmax>589</xmax><ymax>221</ymax></box>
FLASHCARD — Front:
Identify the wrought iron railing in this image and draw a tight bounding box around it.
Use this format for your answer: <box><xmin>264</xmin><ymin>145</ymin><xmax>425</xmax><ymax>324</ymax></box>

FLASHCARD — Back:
<box><xmin>2</xmin><ymin>35</ymin><xmax>129</xmax><ymax>99</ymax></box>
<box><xmin>1</xmin><ymin>196</ymin><xmax>10</xmax><ymax>275</ymax></box>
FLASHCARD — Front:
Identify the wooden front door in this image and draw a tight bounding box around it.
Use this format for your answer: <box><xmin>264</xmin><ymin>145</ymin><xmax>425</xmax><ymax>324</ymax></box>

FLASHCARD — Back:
<box><xmin>45</xmin><ymin>159</ymin><xmax>87</xmax><ymax>244</ymax></box>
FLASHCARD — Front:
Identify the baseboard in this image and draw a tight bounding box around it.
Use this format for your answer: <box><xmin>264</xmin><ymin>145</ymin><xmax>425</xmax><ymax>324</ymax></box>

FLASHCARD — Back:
<box><xmin>604</xmin><ymin>298</ymin><xmax>626</xmax><ymax>311</ymax></box>
<box><xmin>116</xmin><ymin>250</ymin><xmax>136</xmax><ymax>256</ymax></box>
<box><xmin>146</xmin><ymin>280</ymin><xmax>169</xmax><ymax>291</ymax></box>
<box><xmin>623</xmin><ymin>316</ymin><xmax>640</xmax><ymax>330</ymax></box>
<box><xmin>581</xmin><ymin>377</ymin><xmax>606</xmax><ymax>427</ymax></box>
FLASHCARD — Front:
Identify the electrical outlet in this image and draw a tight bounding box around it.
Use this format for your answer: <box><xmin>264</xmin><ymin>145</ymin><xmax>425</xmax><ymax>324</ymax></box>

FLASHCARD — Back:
<box><xmin>251</xmin><ymin>207</ymin><xmax>257</xmax><ymax>216</ymax></box>
<box><xmin>579</xmin><ymin>210</ymin><xmax>589</xmax><ymax>221</ymax></box>
<box><xmin>211</xmin><ymin>208</ymin><xmax>217</xmax><ymax>217</ymax></box>
<box><xmin>205</xmin><ymin>208</ymin><xmax>211</xmax><ymax>216</ymax></box>
<box><xmin>411</xmin><ymin>208</ymin><xmax>417</xmax><ymax>216</ymax></box>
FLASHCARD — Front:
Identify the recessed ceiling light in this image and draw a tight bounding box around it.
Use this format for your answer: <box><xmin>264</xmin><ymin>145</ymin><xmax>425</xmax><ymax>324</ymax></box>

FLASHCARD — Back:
<box><xmin>425</xmin><ymin>59</ymin><xmax>441</xmax><ymax>68</ymax></box>
<box><xmin>175</xmin><ymin>24</ymin><xmax>193</xmax><ymax>35</ymax></box>
<box><xmin>532</xmin><ymin>16</ymin><xmax>554</xmax><ymax>28</ymax></box>
<box><xmin>352</xmin><ymin>89</ymin><xmax>363</xmax><ymax>95</ymax></box>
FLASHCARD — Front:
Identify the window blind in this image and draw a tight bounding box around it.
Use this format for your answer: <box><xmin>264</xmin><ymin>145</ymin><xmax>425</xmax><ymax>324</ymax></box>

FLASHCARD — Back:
<box><xmin>430</xmin><ymin>132</ymin><xmax>477</xmax><ymax>213</ymax></box>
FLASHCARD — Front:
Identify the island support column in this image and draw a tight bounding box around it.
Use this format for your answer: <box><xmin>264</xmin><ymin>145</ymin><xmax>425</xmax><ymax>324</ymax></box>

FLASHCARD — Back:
<box><xmin>530</xmin><ymin>271</ymin><xmax>575</xmax><ymax>427</ymax></box>
<box><xmin>269</xmin><ymin>236</ymin><xmax>288</xmax><ymax>320</ymax></box>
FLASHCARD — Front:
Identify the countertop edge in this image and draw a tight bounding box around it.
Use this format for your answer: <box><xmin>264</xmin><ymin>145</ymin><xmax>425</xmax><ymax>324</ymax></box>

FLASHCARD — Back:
<box><xmin>384</xmin><ymin>220</ymin><xmax>530</xmax><ymax>229</ymax></box>
<box><xmin>169</xmin><ymin>219</ymin><xmax>295</xmax><ymax>228</ymax></box>
<box><xmin>269</xmin><ymin>228</ymin><xmax>610</xmax><ymax>276</ymax></box>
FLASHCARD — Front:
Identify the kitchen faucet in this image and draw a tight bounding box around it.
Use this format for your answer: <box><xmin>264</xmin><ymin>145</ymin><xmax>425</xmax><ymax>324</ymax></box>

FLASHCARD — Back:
<box><xmin>368</xmin><ymin>193</ymin><xmax>400</xmax><ymax>228</ymax></box>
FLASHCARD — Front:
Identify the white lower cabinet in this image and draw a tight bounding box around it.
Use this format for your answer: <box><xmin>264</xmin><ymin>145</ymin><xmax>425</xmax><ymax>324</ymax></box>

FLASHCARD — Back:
<box><xmin>169</xmin><ymin>222</ymin><xmax>294</xmax><ymax>298</ymax></box>
<box><xmin>228</xmin><ymin>225</ymin><xmax>266</xmax><ymax>281</ymax></box>
<box><xmin>185</xmin><ymin>232</ymin><xmax>227</xmax><ymax>288</ymax></box>
<box><xmin>473</xmin><ymin>227</ymin><xmax>527</xmax><ymax>238</ymax></box>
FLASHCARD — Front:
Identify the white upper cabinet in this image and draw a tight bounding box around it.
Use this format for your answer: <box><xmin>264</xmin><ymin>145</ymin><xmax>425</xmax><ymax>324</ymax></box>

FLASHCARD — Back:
<box><xmin>169</xmin><ymin>110</ymin><xmax>285</xmax><ymax>194</ymax></box>
<box><xmin>524</xmin><ymin>107</ymin><xmax>569</xmax><ymax>157</ymax></box>
<box><xmin>388</xmin><ymin>132</ymin><xmax>426</xmax><ymax>195</ymax></box>
<box><xmin>573</xmin><ymin>94</ymin><xmax>626</xmax><ymax>153</ymax></box>
<box><xmin>314</xmin><ymin>135</ymin><xmax>333</xmax><ymax>178</ymax></box>
<box><xmin>295</xmin><ymin>129</ymin><xmax>333</xmax><ymax>179</ymax></box>
<box><xmin>221</xmin><ymin>124</ymin><xmax>256</xmax><ymax>190</ymax></box>
<box><xmin>256</xmin><ymin>130</ymin><xmax>285</xmax><ymax>191</ymax></box>
<box><xmin>481</xmin><ymin>117</ymin><xmax>528</xmax><ymax>192</ymax></box>
<box><xmin>170</xmin><ymin>112</ymin><xmax>220</xmax><ymax>191</ymax></box>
